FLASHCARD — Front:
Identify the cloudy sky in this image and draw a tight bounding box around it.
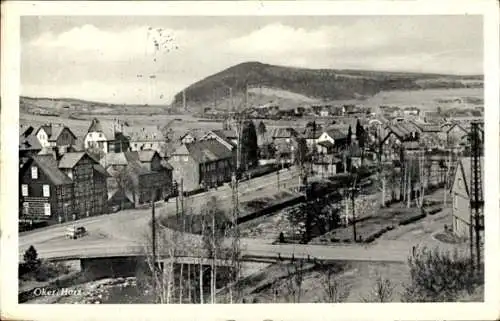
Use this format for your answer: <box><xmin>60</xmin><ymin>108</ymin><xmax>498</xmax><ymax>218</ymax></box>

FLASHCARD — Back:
<box><xmin>21</xmin><ymin>15</ymin><xmax>483</xmax><ymax>105</ymax></box>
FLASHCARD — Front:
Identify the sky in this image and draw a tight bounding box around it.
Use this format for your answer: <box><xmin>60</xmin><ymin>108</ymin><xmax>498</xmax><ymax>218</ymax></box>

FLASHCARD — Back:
<box><xmin>21</xmin><ymin>15</ymin><xmax>483</xmax><ymax>105</ymax></box>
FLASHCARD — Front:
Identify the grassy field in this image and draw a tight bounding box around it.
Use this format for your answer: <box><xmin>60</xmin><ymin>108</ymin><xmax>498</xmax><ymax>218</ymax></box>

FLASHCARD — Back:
<box><xmin>329</xmin><ymin>87</ymin><xmax>483</xmax><ymax>111</ymax></box>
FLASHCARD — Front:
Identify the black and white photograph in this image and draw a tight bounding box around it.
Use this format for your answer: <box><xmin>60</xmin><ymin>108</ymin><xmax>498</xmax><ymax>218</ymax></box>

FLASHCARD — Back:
<box><xmin>2</xmin><ymin>1</ymin><xmax>499</xmax><ymax>320</ymax></box>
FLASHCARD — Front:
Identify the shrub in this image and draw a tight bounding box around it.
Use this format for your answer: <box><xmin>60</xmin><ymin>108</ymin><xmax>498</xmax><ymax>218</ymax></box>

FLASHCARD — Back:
<box><xmin>402</xmin><ymin>246</ymin><xmax>483</xmax><ymax>302</ymax></box>
<box><xmin>279</xmin><ymin>232</ymin><xmax>285</xmax><ymax>243</ymax></box>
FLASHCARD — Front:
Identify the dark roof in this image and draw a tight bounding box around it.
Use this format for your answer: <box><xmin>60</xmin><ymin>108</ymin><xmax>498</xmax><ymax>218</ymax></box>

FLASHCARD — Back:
<box><xmin>317</xmin><ymin>141</ymin><xmax>334</xmax><ymax>149</ymax></box>
<box><xmin>29</xmin><ymin>155</ymin><xmax>72</xmax><ymax>185</ymax></box>
<box><xmin>93</xmin><ymin>164</ymin><xmax>110</xmax><ymax>177</ymax></box>
<box><xmin>208</xmin><ymin>130</ymin><xmax>236</xmax><ymax>147</ymax></box>
<box><xmin>19</xmin><ymin>134</ymin><xmax>42</xmax><ymax>152</ymax></box>
<box><xmin>58</xmin><ymin>152</ymin><xmax>87</xmax><ymax>169</ymax></box>
<box><xmin>48</xmin><ymin>126</ymin><xmax>77</xmax><ymax>142</ymax></box>
<box><xmin>184</xmin><ymin>139</ymin><xmax>233</xmax><ymax>163</ymax></box>
<box><xmin>36</xmin><ymin>125</ymin><xmax>52</xmax><ymax>137</ymax></box>
<box><xmin>302</xmin><ymin>127</ymin><xmax>322</xmax><ymax>139</ymax></box>
<box><xmin>325</xmin><ymin>128</ymin><xmax>347</xmax><ymax>140</ymax></box>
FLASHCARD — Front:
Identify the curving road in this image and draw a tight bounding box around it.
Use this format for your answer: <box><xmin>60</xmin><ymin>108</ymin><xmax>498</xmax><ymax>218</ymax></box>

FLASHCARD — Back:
<box><xmin>20</xmin><ymin>167</ymin><xmax>301</xmax><ymax>250</ymax></box>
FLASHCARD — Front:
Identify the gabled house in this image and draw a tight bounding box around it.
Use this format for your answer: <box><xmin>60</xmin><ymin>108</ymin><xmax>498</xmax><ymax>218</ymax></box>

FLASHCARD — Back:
<box><xmin>19</xmin><ymin>155</ymin><xmax>74</xmax><ymax>223</ymax></box>
<box><xmin>35</xmin><ymin>124</ymin><xmax>77</xmax><ymax>150</ymax></box>
<box><xmin>58</xmin><ymin>152</ymin><xmax>109</xmax><ymax>219</ymax></box>
<box><xmin>168</xmin><ymin>139</ymin><xmax>234</xmax><ymax>192</ymax></box>
<box><xmin>179</xmin><ymin>129</ymin><xmax>206</xmax><ymax>145</ymax></box>
<box><xmin>84</xmin><ymin>118</ymin><xmax>130</xmax><ymax>155</ymax></box>
<box><xmin>200</xmin><ymin>129</ymin><xmax>237</xmax><ymax>151</ymax></box>
<box><xmin>19</xmin><ymin>151</ymin><xmax>109</xmax><ymax>224</ymax></box>
<box><xmin>102</xmin><ymin>151</ymin><xmax>173</xmax><ymax>208</ymax></box>
<box><xmin>450</xmin><ymin>157</ymin><xmax>484</xmax><ymax>238</ymax></box>
<box><xmin>316</xmin><ymin>128</ymin><xmax>349</xmax><ymax>152</ymax></box>
<box><xmin>440</xmin><ymin>122</ymin><xmax>469</xmax><ymax>147</ymax></box>
<box><xmin>268</xmin><ymin>127</ymin><xmax>299</xmax><ymax>146</ymax></box>
<box><xmin>127</xmin><ymin>126</ymin><xmax>166</xmax><ymax>154</ymax></box>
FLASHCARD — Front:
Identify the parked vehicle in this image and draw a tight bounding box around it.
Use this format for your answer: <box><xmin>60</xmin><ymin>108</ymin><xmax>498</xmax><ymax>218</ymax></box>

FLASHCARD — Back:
<box><xmin>65</xmin><ymin>226</ymin><xmax>87</xmax><ymax>239</ymax></box>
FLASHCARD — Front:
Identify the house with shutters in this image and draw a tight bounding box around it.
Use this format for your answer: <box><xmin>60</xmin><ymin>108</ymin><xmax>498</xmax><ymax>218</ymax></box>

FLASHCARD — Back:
<box><xmin>127</xmin><ymin>126</ymin><xmax>166</xmax><ymax>154</ymax></box>
<box><xmin>84</xmin><ymin>118</ymin><xmax>130</xmax><ymax>155</ymax></box>
<box><xmin>19</xmin><ymin>151</ymin><xmax>109</xmax><ymax>224</ymax></box>
<box><xmin>450</xmin><ymin>157</ymin><xmax>484</xmax><ymax>238</ymax></box>
<box><xmin>35</xmin><ymin>124</ymin><xmax>77</xmax><ymax>150</ymax></box>
<box><xmin>168</xmin><ymin>139</ymin><xmax>234</xmax><ymax>192</ymax></box>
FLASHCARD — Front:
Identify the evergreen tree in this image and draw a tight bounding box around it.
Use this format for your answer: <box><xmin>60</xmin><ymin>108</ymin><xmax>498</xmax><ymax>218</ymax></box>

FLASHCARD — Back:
<box><xmin>241</xmin><ymin>120</ymin><xmax>258</xmax><ymax>169</ymax></box>
<box><xmin>347</xmin><ymin>125</ymin><xmax>352</xmax><ymax>146</ymax></box>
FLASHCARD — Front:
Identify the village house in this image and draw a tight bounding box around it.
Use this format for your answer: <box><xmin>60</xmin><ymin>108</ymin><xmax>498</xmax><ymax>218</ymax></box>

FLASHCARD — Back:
<box><xmin>84</xmin><ymin>118</ymin><xmax>130</xmax><ymax>155</ymax></box>
<box><xmin>127</xmin><ymin>126</ymin><xmax>166</xmax><ymax>154</ymax></box>
<box><xmin>19</xmin><ymin>151</ymin><xmax>109</xmax><ymax>224</ymax></box>
<box><xmin>440</xmin><ymin>122</ymin><xmax>469</xmax><ymax>147</ymax></box>
<box><xmin>58</xmin><ymin>152</ymin><xmax>109</xmax><ymax>219</ymax></box>
<box><xmin>35</xmin><ymin>123</ymin><xmax>77</xmax><ymax>151</ymax></box>
<box><xmin>102</xmin><ymin>151</ymin><xmax>173</xmax><ymax>209</ymax></box>
<box><xmin>200</xmin><ymin>129</ymin><xmax>237</xmax><ymax>151</ymax></box>
<box><xmin>402</xmin><ymin>107</ymin><xmax>420</xmax><ymax>116</ymax></box>
<box><xmin>268</xmin><ymin>127</ymin><xmax>299</xmax><ymax>146</ymax></box>
<box><xmin>302</xmin><ymin>126</ymin><xmax>322</xmax><ymax>148</ymax></box>
<box><xmin>312</xmin><ymin>154</ymin><xmax>342</xmax><ymax>177</ymax></box>
<box><xmin>168</xmin><ymin>139</ymin><xmax>234</xmax><ymax>192</ymax></box>
<box><xmin>179</xmin><ymin>129</ymin><xmax>206</xmax><ymax>145</ymax></box>
<box><xmin>315</xmin><ymin>128</ymin><xmax>349</xmax><ymax>153</ymax></box>
<box><xmin>450</xmin><ymin>157</ymin><xmax>484</xmax><ymax>238</ymax></box>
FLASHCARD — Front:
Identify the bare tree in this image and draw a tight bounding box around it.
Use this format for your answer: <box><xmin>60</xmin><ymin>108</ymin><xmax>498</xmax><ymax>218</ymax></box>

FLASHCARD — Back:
<box><xmin>284</xmin><ymin>259</ymin><xmax>305</xmax><ymax>303</ymax></box>
<box><xmin>140</xmin><ymin>222</ymin><xmax>180</xmax><ymax>303</ymax></box>
<box><xmin>361</xmin><ymin>273</ymin><xmax>394</xmax><ymax>302</ymax></box>
<box><xmin>322</xmin><ymin>266</ymin><xmax>350</xmax><ymax>302</ymax></box>
<box><xmin>201</xmin><ymin>196</ymin><xmax>227</xmax><ymax>304</ymax></box>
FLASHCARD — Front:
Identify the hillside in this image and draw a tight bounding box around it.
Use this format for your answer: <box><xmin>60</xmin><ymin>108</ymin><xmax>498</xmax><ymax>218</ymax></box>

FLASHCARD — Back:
<box><xmin>172</xmin><ymin>61</ymin><xmax>483</xmax><ymax>111</ymax></box>
<box><xmin>20</xmin><ymin>96</ymin><xmax>171</xmax><ymax>117</ymax></box>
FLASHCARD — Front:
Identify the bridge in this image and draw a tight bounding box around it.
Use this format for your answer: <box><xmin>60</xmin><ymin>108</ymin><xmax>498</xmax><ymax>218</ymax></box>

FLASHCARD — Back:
<box><xmin>19</xmin><ymin>238</ymin><xmax>414</xmax><ymax>266</ymax></box>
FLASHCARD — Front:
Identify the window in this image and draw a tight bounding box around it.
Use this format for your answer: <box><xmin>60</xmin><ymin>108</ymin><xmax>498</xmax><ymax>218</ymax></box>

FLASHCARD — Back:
<box><xmin>99</xmin><ymin>133</ymin><xmax>103</xmax><ymax>138</ymax></box>
<box><xmin>453</xmin><ymin>195</ymin><xmax>458</xmax><ymax>210</ymax></box>
<box><xmin>21</xmin><ymin>184</ymin><xmax>28</xmax><ymax>196</ymax></box>
<box><xmin>31</xmin><ymin>166</ymin><xmax>38</xmax><ymax>179</ymax></box>
<box><xmin>44</xmin><ymin>203</ymin><xmax>51</xmax><ymax>216</ymax></box>
<box><xmin>43</xmin><ymin>185</ymin><xmax>50</xmax><ymax>197</ymax></box>
<box><xmin>183</xmin><ymin>156</ymin><xmax>189</xmax><ymax>162</ymax></box>
<box><xmin>23</xmin><ymin>202</ymin><xmax>29</xmax><ymax>215</ymax></box>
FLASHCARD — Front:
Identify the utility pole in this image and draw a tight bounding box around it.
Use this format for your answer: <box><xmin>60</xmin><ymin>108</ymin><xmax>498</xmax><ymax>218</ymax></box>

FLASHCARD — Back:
<box><xmin>469</xmin><ymin>122</ymin><xmax>483</xmax><ymax>271</ymax></box>
<box><xmin>179</xmin><ymin>179</ymin><xmax>184</xmax><ymax>304</ymax></box>
<box><xmin>151</xmin><ymin>190</ymin><xmax>157</xmax><ymax>300</ymax></box>
<box><xmin>230</xmin><ymin>172</ymin><xmax>241</xmax><ymax>303</ymax></box>
<box><xmin>348</xmin><ymin>175</ymin><xmax>360</xmax><ymax>242</ymax></box>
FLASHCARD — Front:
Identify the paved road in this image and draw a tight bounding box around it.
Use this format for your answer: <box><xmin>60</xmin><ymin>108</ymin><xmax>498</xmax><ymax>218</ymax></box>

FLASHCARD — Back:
<box><xmin>19</xmin><ymin>167</ymin><xmax>301</xmax><ymax>249</ymax></box>
<box><xmin>18</xmin><ymin>237</ymin><xmax>413</xmax><ymax>264</ymax></box>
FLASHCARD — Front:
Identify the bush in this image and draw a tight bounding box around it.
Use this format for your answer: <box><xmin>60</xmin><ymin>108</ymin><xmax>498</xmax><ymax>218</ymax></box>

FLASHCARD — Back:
<box><xmin>402</xmin><ymin>246</ymin><xmax>483</xmax><ymax>302</ymax></box>
<box><xmin>399</xmin><ymin>213</ymin><xmax>426</xmax><ymax>226</ymax></box>
<box><xmin>279</xmin><ymin>232</ymin><xmax>285</xmax><ymax>243</ymax></box>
